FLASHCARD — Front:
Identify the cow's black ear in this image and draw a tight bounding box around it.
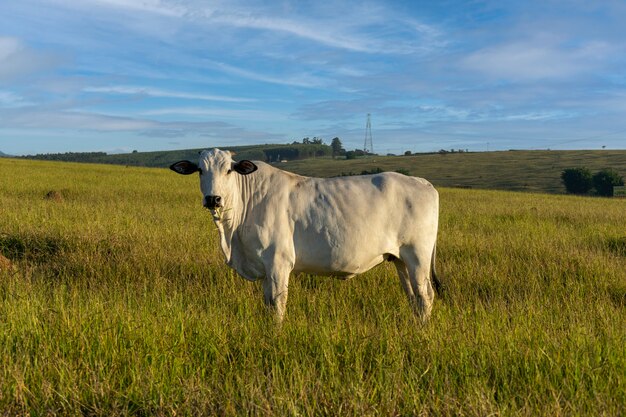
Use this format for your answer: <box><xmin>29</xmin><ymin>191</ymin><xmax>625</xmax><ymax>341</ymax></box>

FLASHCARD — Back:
<box><xmin>233</xmin><ymin>160</ymin><xmax>258</xmax><ymax>175</ymax></box>
<box><xmin>170</xmin><ymin>160</ymin><xmax>200</xmax><ymax>175</ymax></box>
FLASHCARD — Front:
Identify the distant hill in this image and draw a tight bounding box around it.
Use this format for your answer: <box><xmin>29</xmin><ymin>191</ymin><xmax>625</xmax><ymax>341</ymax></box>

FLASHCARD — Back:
<box><xmin>18</xmin><ymin>143</ymin><xmax>332</xmax><ymax>167</ymax></box>
<box><xmin>0</xmin><ymin>151</ymin><xmax>11</xmax><ymax>157</ymax></box>
<box><xmin>15</xmin><ymin>146</ymin><xmax>626</xmax><ymax>195</ymax></box>
<box><xmin>282</xmin><ymin>149</ymin><xmax>626</xmax><ymax>194</ymax></box>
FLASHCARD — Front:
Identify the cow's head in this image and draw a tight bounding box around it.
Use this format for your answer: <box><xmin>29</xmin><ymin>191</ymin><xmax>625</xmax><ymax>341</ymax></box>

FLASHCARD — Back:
<box><xmin>170</xmin><ymin>149</ymin><xmax>257</xmax><ymax>211</ymax></box>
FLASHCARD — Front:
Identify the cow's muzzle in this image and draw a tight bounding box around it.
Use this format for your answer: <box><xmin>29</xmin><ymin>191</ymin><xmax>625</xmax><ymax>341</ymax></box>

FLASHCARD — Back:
<box><xmin>203</xmin><ymin>195</ymin><xmax>222</xmax><ymax>209</ymax></box>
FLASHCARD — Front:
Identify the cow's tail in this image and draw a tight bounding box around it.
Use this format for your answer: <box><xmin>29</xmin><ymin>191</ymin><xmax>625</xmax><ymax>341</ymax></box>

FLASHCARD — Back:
<box><xmin>431</xmin><ymin>241</ymin><xmax>443</xmax><ymax>296</ymax></box>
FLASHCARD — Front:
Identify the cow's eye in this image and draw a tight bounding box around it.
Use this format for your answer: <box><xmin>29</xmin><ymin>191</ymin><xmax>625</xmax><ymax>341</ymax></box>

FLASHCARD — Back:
<box><xmin>227</xmin><ymin>169</ymin><xmax>233</xmax><ymax>174</ymax></box>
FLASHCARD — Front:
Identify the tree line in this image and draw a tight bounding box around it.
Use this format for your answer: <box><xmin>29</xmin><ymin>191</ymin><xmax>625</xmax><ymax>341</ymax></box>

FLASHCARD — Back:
<box><xmin>561</xmin><ymin>167</ymin><xmax>624</xmax><ymax>197</ymax></box>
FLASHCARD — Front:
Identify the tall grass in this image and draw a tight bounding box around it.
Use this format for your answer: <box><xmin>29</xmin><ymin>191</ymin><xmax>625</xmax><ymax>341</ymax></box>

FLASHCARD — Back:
<box><xmin>1</xmin><ymin>158</ymin><xmax>624</xmax><ymax>416</ymax></box>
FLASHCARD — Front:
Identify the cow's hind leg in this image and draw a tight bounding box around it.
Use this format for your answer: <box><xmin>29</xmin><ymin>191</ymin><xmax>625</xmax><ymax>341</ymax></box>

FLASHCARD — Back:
<box><xmin>399</xmin><ymin>247</ymin><xmax>434</xmax><ymax>322</ymax></box>
<box><xmin>393</xmin><ymin>258</ymin><xmax>417</xmax><ymax>309</ymax></box>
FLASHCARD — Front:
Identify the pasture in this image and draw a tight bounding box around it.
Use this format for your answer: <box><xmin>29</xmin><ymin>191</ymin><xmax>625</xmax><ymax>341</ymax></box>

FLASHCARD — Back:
<box><xmin>283</xmin><ymin>149</ymin><xmax>626</xmax><ymax>194</ymax></box>
<box><xmin>0</xmin><ymin>158</ymin><xmax>624</xmax><ymax>416</ymax></box>
<box><xmin>19</xmin><ymin>149</ymin><xmax>626</xmax><ymax>195</ymax></box>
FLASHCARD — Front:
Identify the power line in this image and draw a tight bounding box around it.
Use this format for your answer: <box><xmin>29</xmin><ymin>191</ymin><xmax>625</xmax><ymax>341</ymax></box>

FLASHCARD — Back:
<box><xmin>363</xmin><ymin>113</ymin><xmax>373</xmax><ymax>154</ymax></box>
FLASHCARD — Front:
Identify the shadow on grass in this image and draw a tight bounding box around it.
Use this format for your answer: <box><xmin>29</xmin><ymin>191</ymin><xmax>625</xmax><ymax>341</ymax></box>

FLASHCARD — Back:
<box><xmin>0</xmin><ymin>232</ymin><xmax>71</xmax><ymax>263</ymax></box>
<box><xmin>605</xmin><ymin>236</ymin><xmax>626</xmax><ymax>257</ymax></box>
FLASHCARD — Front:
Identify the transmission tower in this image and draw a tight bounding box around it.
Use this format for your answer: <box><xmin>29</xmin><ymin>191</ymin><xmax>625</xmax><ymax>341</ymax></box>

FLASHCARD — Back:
<box><xmin>363</xmin><ymin>113</ymin><xmax>373</xmax><ymax>154</ymax></box>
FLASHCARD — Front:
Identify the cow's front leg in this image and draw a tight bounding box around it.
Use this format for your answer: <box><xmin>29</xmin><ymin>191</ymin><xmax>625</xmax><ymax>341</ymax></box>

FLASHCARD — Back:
<box><xmin>262</xmin><ymin>259</ymin><xmax>292</xmax><ymax>323</ymax></box>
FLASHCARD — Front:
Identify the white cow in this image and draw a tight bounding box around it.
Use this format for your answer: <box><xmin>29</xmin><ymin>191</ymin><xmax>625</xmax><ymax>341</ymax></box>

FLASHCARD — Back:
<box><xmin>171</xmin><ymin>149</ymin><xmax>441</xmax><ymax>322</ymax></box>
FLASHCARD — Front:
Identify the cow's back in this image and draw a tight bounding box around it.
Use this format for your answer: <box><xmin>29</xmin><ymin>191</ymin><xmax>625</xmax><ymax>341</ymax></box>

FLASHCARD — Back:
<box><xmin>287</xmin><ymin>172</ymin><xmax>438</xmax><ymax>276</ymax></box>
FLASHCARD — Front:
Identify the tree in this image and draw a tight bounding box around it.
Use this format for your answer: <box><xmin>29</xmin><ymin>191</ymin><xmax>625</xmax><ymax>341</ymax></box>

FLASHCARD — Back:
<box><xmin>346</xmin><ymin>149</ymin><xmax>365</xmax><ymax>160</ymax></box>
<box><xmin>331</xmin><ymin>137</ymin><xmax>343</xmax><ymax>158</ymax></box>
<box><xmin>561</xmin><ymin>167</ymin><xmax>593</xmax><ymax>194</ymax></box>
<box><xmin>592</xmin><ymin>168</ymin><xmax>624</xmax><ymax>197</ymax></box>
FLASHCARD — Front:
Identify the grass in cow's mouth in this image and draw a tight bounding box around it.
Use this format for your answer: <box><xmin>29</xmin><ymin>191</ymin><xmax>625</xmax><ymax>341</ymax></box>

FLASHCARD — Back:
<box><xmin>209</xmin><ymin>206</ymin><xmax>232</xmax><ymax>221</ymax></box>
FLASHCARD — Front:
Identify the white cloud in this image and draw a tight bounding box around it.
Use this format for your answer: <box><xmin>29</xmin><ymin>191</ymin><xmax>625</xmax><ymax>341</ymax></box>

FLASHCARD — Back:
<box><xmin>84</xmin><ymin>85</ymin><xmax>256</xmax><ymax>103</ymax></box>
<box><xmin>141</xmin><ymin>107</ymin><xmax>283</xmax><ymax>121</ymax></box>
<box><xmin>0</xmin><ymin>37</ymin><xmax>21</xmax><ymax>59</ymax></box>
<box><xmin>0</xmin><ymin>37</ymin><xmax>62</xmax><ymax>82</ymax></box>
<box><xmin>209</xmin><ymin>13</ymin><xmax>375</xmax><ymax>53</ymax></box>
<box><xmin>48</xmin><ymin>0</ymin><xmax>185</xmax><ymax>17</ymax></box>
<box><xmin>0</xmin><ymin>108</ymin><xmax>156</xmax><ymax>131</ymax></box>
<box><xmin>0</xmin><ymin>90</ymin><xmax>31</xmax><ymax>108</ymax></box>
<box><xmin>46</xmin><ymin>0</ymin><xmax>441</xmax><ymax>54</ymax></box>
<box><xmin>207</xmin><ymin>61</ymin><xmax>329</xmax><ymax>88</ymax></box>
<box><xmin>201</xmin><ymin>6</ymin><xmax>442</xmax><ymax>55</ymax></box>
<box><xmin>462</xmin><ymin>38</ymin><xmax>614</xmax><ymax>81</ymax></box>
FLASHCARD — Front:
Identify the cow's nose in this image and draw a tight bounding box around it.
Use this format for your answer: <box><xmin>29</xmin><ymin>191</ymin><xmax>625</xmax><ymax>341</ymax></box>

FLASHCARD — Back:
<box><xmin>204</xmin><ymin>195</ymin><xmax>222</xmax><ymax>209</ymax></box>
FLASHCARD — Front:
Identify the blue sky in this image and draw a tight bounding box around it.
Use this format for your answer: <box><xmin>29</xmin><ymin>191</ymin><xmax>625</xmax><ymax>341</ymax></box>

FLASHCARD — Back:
<box><xmin>1</xmin><ymin>0</ymin><xmax>625</xmax><ymax>155</ymax></box>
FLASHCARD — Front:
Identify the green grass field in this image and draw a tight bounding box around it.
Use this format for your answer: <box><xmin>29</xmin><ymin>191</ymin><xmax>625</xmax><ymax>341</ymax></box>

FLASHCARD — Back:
<box><xmin>1</xmin><ymin>158</ymin><xmax>625</xmax><ymax>416</ymax></box>
<box><xmin>282</xmin><ymin>150</ymin><xmax>626</xmax><ymax>194</ymax></box>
